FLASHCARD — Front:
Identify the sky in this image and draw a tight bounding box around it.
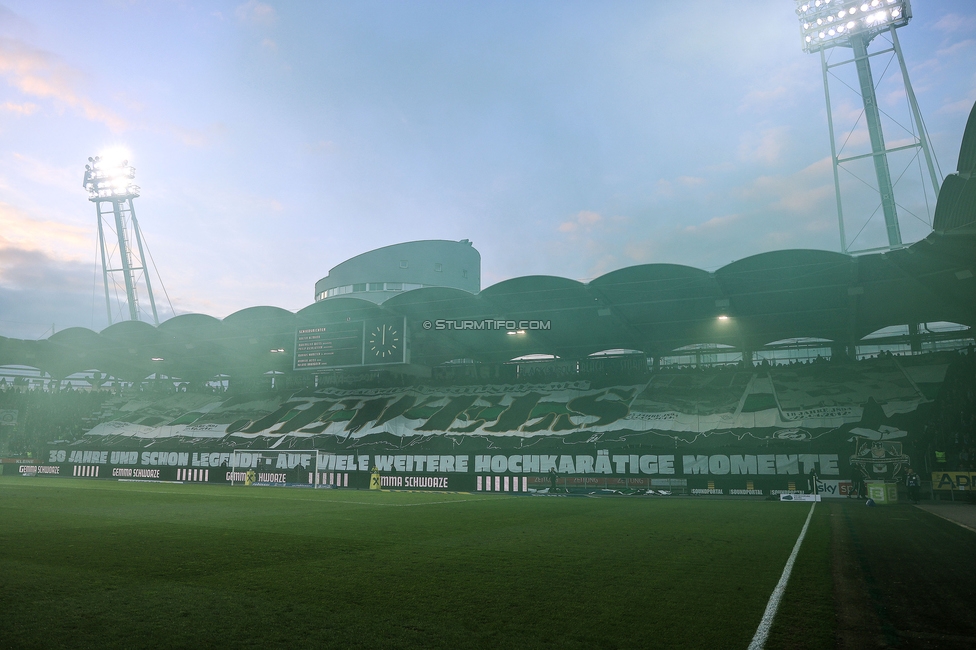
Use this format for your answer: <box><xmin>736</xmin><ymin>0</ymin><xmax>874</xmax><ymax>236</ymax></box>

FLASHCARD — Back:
<box><xmin>0</xmin><ymin>0</ymin><xmax>974</xmax><ymax>340</ymax></box>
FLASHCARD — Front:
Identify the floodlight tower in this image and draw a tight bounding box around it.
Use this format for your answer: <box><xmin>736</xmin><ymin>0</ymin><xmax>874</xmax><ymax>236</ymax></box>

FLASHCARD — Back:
<box><xmin>795</xmin><ymin>0</ymin><xmax>941</xmax><ymax>253</ymax></box>
<box><xmin>83</xmin><ymin>155</ymin><xmax>160</xmax><ymax>325</ymax></box>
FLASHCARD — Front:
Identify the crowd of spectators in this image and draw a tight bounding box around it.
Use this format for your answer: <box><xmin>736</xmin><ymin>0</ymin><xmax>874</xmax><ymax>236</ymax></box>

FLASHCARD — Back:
<box><xmin>0</xmin><ymin>385</ymin><xmax>113</xmax><ymax>457</ymax></box>
<box><xmin>922</xmin><ymin>348</ymin><xmax>976</xmax><ymax>471</ymax></box>
<box><xmin>1</xmin><ymin>344</ymin><xmax>971</xmax><ymax>459</ymax></box>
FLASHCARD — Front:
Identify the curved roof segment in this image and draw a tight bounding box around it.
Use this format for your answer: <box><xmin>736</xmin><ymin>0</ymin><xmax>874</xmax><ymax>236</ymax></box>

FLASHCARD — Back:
<box><xmin>591</xmin><ymin>264</ymin><xmax>724</xmax><ymax>355</ymax></box>
<box><xmin>715</xmin><ymin>249</ymin><xmax>854</xmax><ymax>349</ymax></box>
<box><xmin>934</xmin><ymin>101</ymin><xmax>976</xmax><ymax>235</ymax></box>
<box><xmin>957</xmin><ymin>100</ymin><xmax>976</xmax><ymax>177</ymax></box>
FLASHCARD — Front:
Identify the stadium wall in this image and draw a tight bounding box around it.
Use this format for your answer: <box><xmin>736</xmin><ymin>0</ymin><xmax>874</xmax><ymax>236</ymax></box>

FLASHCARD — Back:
<box><xmin>9</xmin><ymin>445</ymin><xmax>879</xmax><ymax>495</ymax></box>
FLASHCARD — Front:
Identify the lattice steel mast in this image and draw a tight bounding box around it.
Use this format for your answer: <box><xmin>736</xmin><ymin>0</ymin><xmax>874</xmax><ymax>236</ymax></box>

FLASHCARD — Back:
<box><xmin>795</xmin><ymin>0</ymin><xmax>941</xmax><ymax>253</ymax></box>
<box><xmin>84</xmin><ymin>155</ymin><xmax>160</xmax><ymax>325</ymax></box>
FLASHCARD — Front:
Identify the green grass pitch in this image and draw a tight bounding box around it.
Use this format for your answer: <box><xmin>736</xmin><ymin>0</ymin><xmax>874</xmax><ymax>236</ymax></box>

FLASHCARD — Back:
<box><xmin>0</xmin><ymin>477</ymin><xmax>833</xmax><ymax>649</ymax></box>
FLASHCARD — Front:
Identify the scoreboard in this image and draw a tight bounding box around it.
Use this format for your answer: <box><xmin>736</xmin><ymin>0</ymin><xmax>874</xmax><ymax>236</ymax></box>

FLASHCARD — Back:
<box><xmin>294</xmin><ymin>318</ymin><xmax>406</xmax><ymax>370</ymax></box>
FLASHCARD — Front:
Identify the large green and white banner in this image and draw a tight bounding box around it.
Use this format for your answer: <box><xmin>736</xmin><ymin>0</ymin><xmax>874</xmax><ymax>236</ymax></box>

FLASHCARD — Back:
<box><xmin>42</xmin><ymin>358</ymin><xmax>943</xmax><ymax>484</ymax></box>
<box><xmin>87</xmin><ymin>360</ymin><xmax>943</xmax><ymax>438</ymax></box>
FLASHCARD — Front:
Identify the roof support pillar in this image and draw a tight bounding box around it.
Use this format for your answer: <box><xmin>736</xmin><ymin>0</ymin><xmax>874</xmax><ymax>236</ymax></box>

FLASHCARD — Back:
<box><xmin>741</xmin><ymin>349</ymin><xmax>754</xmax><ymax>367</ymax></box>
<box><xmin>909</xmin><ymin>322</ymin><xmax>922</xmax><ymax>353</ymax></box>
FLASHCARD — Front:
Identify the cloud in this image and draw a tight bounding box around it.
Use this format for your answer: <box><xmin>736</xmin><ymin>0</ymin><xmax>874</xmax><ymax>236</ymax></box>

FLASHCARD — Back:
<box><xmin>933</xmin><ymin>13</ymin><xmax>976</xmax><ymax>34</ymax></box>
<box><xmin>0</xmin><ymin>285</ymin><xmax>102</xmax><ymax>340</ymax></box>
<box><xmin>939</xmin><ymin>95</ymin><xmax>976</xmax><ymax>115</ymax></box>
<box><xmin>0</xmin><ymin>238</ymin><xmax>113</xmax><ymax>338</ymax></box>
<box><xmin>616</xmin><ymin>155</ymin><xmax>840</xmax><ymax>270</ymax></box>
<box><xmin>882</xmin><ymin>87</ymin><xmax>906</xmax><ymax>108</ymax></box>
<box><xmin>306</xmin><ymin>139</ymin><xmax>337</xmax><ymax>154</ymax></box>
<box><xmin>760</xmin><ymin>231</ymin><xmax>795</xmax><ymax>248</ymax></box>
<box><xmin>6</xmin><ymin>153</ymin><xmax>81</xmax><ymax>195</ymax></box>
<box><xmin>0</xmin><ymin>217</ymin><xmax>99</xmax><ymax>338</ymax></box>
<box><xmin>584</xmin><ymin>253</ymin><xmax>621</xmax><ymax>280</ymax></box>
<box><xmin>740</xmin><ymin>84</ymin><xmax>792</xmax><ymax>109</ymax></box>
<box><xmin>736</xmin><ymin>156</ymin><xmax>834</xmax><ymax>214</ymax></box>
<box><xmin>0</xmin><ymin>201</ymin><xmax>89</xmax><ymax>257</ymax></box>
<box><xmin>550</xmin><ymin>211</ymin><xmax>632</xmax><ymax>279</ymax></box>
<box><xmin>0</xmin><ymin>5</ymin><xmax>32</xmax><ymax>37</ymax></box>
<box><xmin>622</xmin><ymin>239</ymin><xmax>657</xmax><ymax>265</ymax></box>
<box><xmin>737</xmin><ymin>125</ymin><xmax>790</xmax><ymax>165</ymax></box>
<box><xmin>738</xmin><ymin>62</ymin><xmax>808</xmax><ymax>113</ymax></box>
<box><xmin>655</xmin><ymin>176</ymin><xmax>705</xmax><ymax>199</ymax></box>
<box><xmin>165</xmin><ymin>122</ymin><xmax>228</xmax><ymax>148</ymax></box>
<box><xmin>936</xmin><ymin>39</ymin><xmax>975</xmax><ymax>58</ymax></box>
<box><xmin>0</xmin><ymin>244</ymin><xmax>90</xmax><ymax>292</ymax></box>
<box><xmin>813</xmin><ymin>99</ymin><xmax>872</xmax><ymax>152</ymax></box>
<box><xmin>0</xmin><ymin>200</ymin><xmax>185</xmax><ymax>335</ymax></box>
<box><xmin>235</xmin><ymin>1</ymin><xmax>278</xmax><ymax>26</ymax></box>
<box><xmin>557</xmin><ymin>210</ymin><xmax>602</xmax><ymax>233</ymax></box>
<box><xmin>0</xmin><ymin>37</ymin><xmax>126</xmax><ymax>131</ymax></box>
<box><xmin>0</xmin><ymin>100</ymin><xmax>37</xmax><ymax>115</ymax></box>
<box><xmin>261</xmin><ymin>38</ymin><xmax>278</xmax><ymax>52</ymax></box>
<box><xmin>682</xmin><ymin>213</ymin><xmax>742</xmax><ymax>235</ymax></box>
<box><xmin>677</xmin><ymin>176</ymin><xmax>704</xmax><ymax>188</ymax></box>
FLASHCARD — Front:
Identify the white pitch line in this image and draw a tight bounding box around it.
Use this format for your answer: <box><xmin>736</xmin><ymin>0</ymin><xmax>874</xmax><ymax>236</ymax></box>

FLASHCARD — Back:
<box><xmin>747</xmin><ymin>502</ymin><xmax>817</xmax><ymax>650</ymax></box>
<box><xmin>915</xmin><ymin>505</ymin><xmax>976</xmax><ymax>534</ymax></box>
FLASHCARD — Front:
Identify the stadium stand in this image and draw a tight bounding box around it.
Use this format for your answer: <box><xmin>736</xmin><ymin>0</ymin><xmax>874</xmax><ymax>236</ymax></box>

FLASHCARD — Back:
<box><xmin>1</xmin><ymin>101</ymin><xmax>974</xmax><ymax>496</ymax></box>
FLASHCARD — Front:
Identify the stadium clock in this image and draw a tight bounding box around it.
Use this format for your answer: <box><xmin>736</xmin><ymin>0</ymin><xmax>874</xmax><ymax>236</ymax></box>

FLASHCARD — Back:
<box><xmin>366</xmin><ymin>319</ymin><xmax>404</xmax><ymax>363</ymax></box>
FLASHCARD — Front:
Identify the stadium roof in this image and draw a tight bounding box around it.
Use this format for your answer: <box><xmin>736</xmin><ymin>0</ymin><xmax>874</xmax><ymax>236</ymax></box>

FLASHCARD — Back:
<box><xmin>934</xmin><ymin>102</ymin><xmax>976</xmax><ymax>235</ymax></box>
<box><xmin>1</xmin><ymin>232</ymin><xmax>972</xmax><ymax>382</ymax></box>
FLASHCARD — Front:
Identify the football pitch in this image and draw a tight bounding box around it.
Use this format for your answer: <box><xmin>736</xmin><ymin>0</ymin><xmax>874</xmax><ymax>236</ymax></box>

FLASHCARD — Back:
<box><xmin>0</xmin><ymin>477</ymin><xmax>832</xmax><ymax>649</ymax></box>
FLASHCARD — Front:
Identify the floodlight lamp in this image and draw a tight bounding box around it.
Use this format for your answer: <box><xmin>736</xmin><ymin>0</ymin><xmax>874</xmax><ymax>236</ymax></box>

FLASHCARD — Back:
<box><xmin>718</xmin><ymin>315</ymin><xmax>730</xmax><ymax>322</ymax></box>
<box><xmin>84</xmin><ymin>153</ymin><xmax>139</xmax><ymax>200</ymax></box>
<box><xmin>97</xmin><ymin>146</ymin><xmax>130</xmax><ymax>167</ymax></box>
<box><xmin>795</xmin><ymin>0</ymin><xmax>911</xmax><ymax>53</ymax></box>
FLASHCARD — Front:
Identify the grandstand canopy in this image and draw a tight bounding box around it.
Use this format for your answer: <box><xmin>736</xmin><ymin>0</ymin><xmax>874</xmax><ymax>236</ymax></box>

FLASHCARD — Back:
<box><xmin>1</xmin><ymin>230</ymin><xmax>972</xmax><ymax>383</ymax></box>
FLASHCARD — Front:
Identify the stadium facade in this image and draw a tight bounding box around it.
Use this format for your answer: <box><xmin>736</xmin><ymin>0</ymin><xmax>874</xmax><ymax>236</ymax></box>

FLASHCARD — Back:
<box><xmin>313</xmin><ymin>239</ymin><xmax>481</xmax><ymax>303</ymax></box>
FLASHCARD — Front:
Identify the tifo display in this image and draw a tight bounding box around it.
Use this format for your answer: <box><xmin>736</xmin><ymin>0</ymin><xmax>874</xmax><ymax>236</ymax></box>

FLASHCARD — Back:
<box><xmin>4</xmin><ymin>351</ymin><xmax>955</xmax><ymax>496</ymax></box>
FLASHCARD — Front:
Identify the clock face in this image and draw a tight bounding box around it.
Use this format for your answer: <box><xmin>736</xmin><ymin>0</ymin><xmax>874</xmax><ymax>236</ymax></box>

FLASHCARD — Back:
<box><xmin>367</xmin><ymin>322</ymin><xmax>401</xmax><ymax>360</ymax></box>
